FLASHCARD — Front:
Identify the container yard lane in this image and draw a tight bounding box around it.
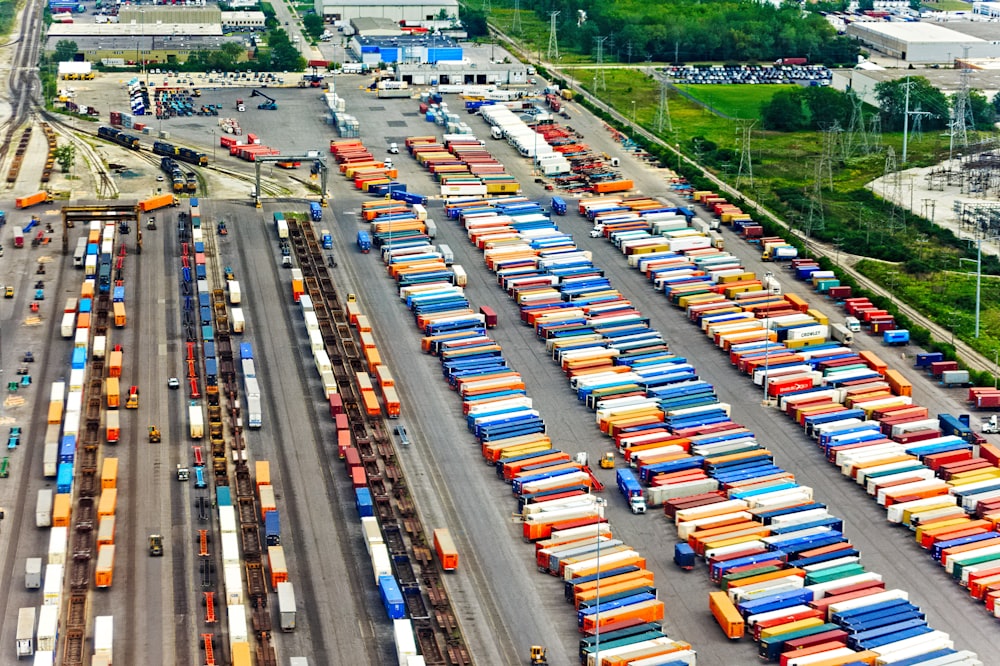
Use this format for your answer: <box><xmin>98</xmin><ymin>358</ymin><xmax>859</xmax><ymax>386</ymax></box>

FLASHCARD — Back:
<box><xmin>0</xmin><ymin>208</ymin><xmax>71</xmax><ymax>663</ymax></box>
<box><xmin>206</xmin><ymin>199</ymin><xmax>378</xmax><ymax>664</ymax></box>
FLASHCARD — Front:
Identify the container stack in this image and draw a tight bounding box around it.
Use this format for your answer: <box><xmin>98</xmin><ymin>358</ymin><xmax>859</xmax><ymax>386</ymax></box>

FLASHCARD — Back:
<box><xmin>437</xmin><ymin>194</ymin><xmax>982</xmax><ymax>664</ymax></box>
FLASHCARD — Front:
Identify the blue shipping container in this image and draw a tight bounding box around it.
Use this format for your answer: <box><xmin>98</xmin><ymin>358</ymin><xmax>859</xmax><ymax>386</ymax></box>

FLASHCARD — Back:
<box><xmin>264</xmin><ymin>510</ymin><xmax>280</xmax><ymax>546</ymax></box>
<box><xmin>57</xmin><ymin>463</ymin><xmax>74</xmax><ymax>494</ymax></box>
<box><xmin>378</xmin><ymin>575</ymin><xmax>406</xmax><ymax>619</ymax></box>
<box><xmin>240</xmin><ymin>343</ymin><xmax>253</xmax><ymax>360</ymax></box>
<box><xmin>216</xmin><ymin>486</ymin><xmax>232</xmax><ymax>507</ymax></box>
<box><xmin>356</xmin><ymin>488</ymin><xmax>374</xmax><ymax>518</ymax></box>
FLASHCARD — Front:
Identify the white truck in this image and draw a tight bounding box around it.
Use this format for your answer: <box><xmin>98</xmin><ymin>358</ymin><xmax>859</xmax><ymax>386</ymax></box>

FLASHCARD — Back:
<box><xmin>25</xmin><ymin>557</ymin><xmax>42</xmax><ymax>589</ymax></box>
<box><xmin>247</xmin><ymin>395</ymin><xmax>262</xmax><ymax>429</ymax></box>
<box><xmin>830</xmin><ymin>323</ymin><xmax>854</xmax><ymax>345</ymax></box>
<box><xmin>16</xmin><ymin>607</ymin><xmax>35</xmax><ymax>658</ymax></box>
<box><xmin>36</xmin><ymin>489</ymin><xmax>53</xmax><ymax>527</ymax></box>
<box><xmin>228</xmin><ymin>280</ymin><xmax>241</xmax><ymax>305</ymax></box>
<box><xmin>189</xmin><ymin>402</ymin><xmax>204</xmax><ymax>439</ymax></box>
<box><xmin>231</xmin><ymin>307</ymin><xmax>245</xmax><ymax>334</ymax></box>
<box><xmin>278</xmin><ymin>581</ymin><xmax>296</xmax><ymax>631</ymax></box>
<box><xmin>36</xmin><ymin>605</ymin><xmax>58</xmax><ymax>653</ymax></box>
<box><xmin>93</xmin><ymin>616</ymin><xmax>112</xmax><ymax>663</ymax></box>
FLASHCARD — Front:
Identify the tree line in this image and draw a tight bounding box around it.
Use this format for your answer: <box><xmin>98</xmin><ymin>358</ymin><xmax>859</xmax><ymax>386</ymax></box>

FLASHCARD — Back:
<box><xmin>527</xmin><ymin>0</ymin><xmax>859</xmax><ymax>65</ymax></box>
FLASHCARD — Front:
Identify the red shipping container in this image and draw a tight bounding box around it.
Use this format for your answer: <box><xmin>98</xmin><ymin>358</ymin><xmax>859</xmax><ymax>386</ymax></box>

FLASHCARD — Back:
<box><xmin>344</xmin><ymin>447</ymin><xmax>361</xmax><ymax>474</ymax></box>
<box><xmin>351</xmin><ymin>466</ymin><xmax>367</xmax><ymax>488</ymax></box>
<box><xmin>328</xmin><ymin>393</ymin><xmax>343</xmax><ymax>417</ymax></box>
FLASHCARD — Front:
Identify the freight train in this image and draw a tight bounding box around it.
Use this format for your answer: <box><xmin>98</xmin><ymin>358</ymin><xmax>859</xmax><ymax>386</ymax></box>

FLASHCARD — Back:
<box><xmin>152</xmin><ymin>140</ymin><xmax>208</xmax><ymax>166</ymax></box>
<box><xmin>160</xmin><ymin>157</ymin><xmax>186</xmax><ymax>193</ymax></box>
<box><xmin>97</xmin><ymin>126</ymin><xmax>141</xmax><ymax>150</ymax></box>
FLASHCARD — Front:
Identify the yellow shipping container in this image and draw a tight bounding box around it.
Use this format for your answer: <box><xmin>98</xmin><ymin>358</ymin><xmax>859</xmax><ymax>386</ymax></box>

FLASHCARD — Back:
<box><xmin>101</xmin><ymin>458</ymin><xmax>118</xmax><ymax>489</ymax></box>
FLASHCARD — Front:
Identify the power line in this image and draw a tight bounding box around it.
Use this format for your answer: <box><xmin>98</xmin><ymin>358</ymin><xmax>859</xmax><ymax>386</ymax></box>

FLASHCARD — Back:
<box><xmin>593</xmin><ymin>35</ymin><xmax>607</xmax><ymax>92</ymax></box>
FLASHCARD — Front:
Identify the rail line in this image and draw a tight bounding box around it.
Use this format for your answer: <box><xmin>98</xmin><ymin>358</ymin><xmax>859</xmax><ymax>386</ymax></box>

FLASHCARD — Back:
<box><xmin>0</xmin><ymin>0</ymin><xmax>42</xmax><ymax>177</ymax></box>
<box><xmin>286</xmin><ymin>216</ymin><xmax>472</xmax><ymax>666</ymax></box>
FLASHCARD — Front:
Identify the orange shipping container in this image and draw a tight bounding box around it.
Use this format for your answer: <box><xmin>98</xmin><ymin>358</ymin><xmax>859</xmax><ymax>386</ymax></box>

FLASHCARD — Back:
<box><xmin>885</xmin><ymin>368</ymin><xmax>912</xmax><ymax>397</ymax></box>
<box><xmin>268</xmin><ymin>545</ymin><xmax>288</xmax><ymax>590</ymax></box>
<box><xmin>382</xmin><ymin>385</ymin><xmax>400</xmax><ymax>418</ymax></box>
<box><xmin>53</xmin><ymin>493</ymin><xmax>72</xmax><ymax>527</ymax></box>
<box><xmin>709</xmin><ymin>591</ymin><xmax>745</xmax><ymax>639</ymax></box>
<box><xmin>47</xmin><ymin>401</ymin><xmax>64</xmax><ymax>425</ymax></box>
<box><xmin>108</xmin><ymin>350</ymin><xmax>123</xmax><ymax>378</ymax></box>
<box><xmin>76</xmin><ymin>312</ymin><xmax>91</xmax><ymax>329</ymax></box>
<box><xmin>433</xmin><ymin>528</ymin><xmax>459</xmax><ymax>571</ymax></box>
<box><xmin>97</xmin><ymin>515</ymin><xmax>115</xmax><ymax>546</ymax></box>
<box><xmin>95</xmin><ymin>544</ymin><xmax>115</xmax><ymax>588</ymax></box>
<box><xmin>580</xmin><ymin>598</ymin><xmax>663</xmax><ymax>633</ymax></box>
<box><xmin>256</xmin><ymin>461</ymin><xmax>270</xmax><ymax>489</ymax></box>
<box><xmin>106</xmin><ymin>377</ymin><xmax>120</xmax><ymax>409</ymax></box>
<box><xmin>98</xmin><ymin>488</ymin><xmax>118</xmax><ymax>518</ymax></box>
<box><xmin>375</xmin><ymin>365</ymin><xmax>395</xmax><ymax>388</ymax></box>
<box><xmin>101</xmin><ymin>458</ymin><xmax>118</xmax><ymax>489</ymax></box>
<box><xmin>113</xmin><ymin>301</ymin><xmax>126</xmax><ymax>327</ymax></box>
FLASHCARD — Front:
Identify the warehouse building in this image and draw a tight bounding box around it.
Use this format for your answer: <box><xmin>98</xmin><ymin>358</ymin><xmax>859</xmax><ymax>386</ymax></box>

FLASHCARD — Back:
<box><xmin>221</xmin><ymin>11</ymin><xmax>267</xmax><ymax>31</ymax></box>
<box><xmin>396</xmin><ymin>61</ymin><xmax>528</xmax><ymax>86</ymax></box>
<box><xmin>44</xmin><ymin>34</ymin><xmax>250</xmax><ymax>66</ymax></box>
<box><xmin>350</xmin><ymin>17</ymin><xmax>404</xmax><ymax>37</ymax></box>
<box><xmin>316</xmin><ymin>0</ymin><xmax>458</xmax><ymax>23</ymax></box>
<box><xmin>973</xmin><ymin>2</ymin><xmax>1000</xmax><ymax>18</ymax></box>
<box><xmin>846</xmin><ymin>22</ymin><xmax>1000</xmax><ymax>63</ymax></box>
<box><xmin>350</xmin><ymin>34</ymin><xmax>462</xmax><ymax>66</ymax></box>
<box><xmin>831</xmin><ymin>67</ymin><xmax>1000</xmax><ymax>108</ymax></box>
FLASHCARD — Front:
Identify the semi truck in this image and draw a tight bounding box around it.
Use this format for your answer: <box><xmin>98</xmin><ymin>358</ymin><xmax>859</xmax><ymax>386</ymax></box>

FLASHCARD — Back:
<box><xmin>15</xmin><ymin>191</ymin><xmax>52</xmax><ymax>209</ymax></box>
<box><xmin>36</xmin><ymin>489</ymin><xmax>53</xmax><ymax>527</ymax></box>
<box><xmin>189</xmin><ymin>402</ymin><xmax>204</xmax><ymax>439</ymax></box>
<box><xmin>310</xmin><ymin>202</ymin><xmax>323</xmax><ymax>221</ymax></box>
<box><xmin>16</xmin><ymin>607</ymin><xmax>35</xmax><ymax>657</ymax></box>
<box><xmin>357</xmin><ymin>230</ymin><xmax>371</xmax><ymax>253</ymax></box>
<box><xmin>278</xmin><ymin>581</ymin><xmax>296</xmax><ymax>631</ymax></box>
<box><xmin>25</xmin><ymin>557</ymin><xmax>42</xmax><ymax>589</ymax></box>
<box><xmin>138</xmin><ymin>194</ymin><xmax>178</xmax><ymax>212</ymax></box>
<box><xmin>616</xmin><ymin>468</ymin><xmax>647</xmax><ymax>514</ymax></box>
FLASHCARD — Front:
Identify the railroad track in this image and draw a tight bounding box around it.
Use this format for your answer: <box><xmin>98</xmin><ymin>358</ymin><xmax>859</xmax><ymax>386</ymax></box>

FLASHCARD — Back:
<box><xmin>287</xmin><ymin>217</ymin><xmax>472</xmax><ymax>666</ymax></box>
<box><xmin>0</xmin><ymin>0</ymin><xmax>42</xmax><ymax>178</ymax></box>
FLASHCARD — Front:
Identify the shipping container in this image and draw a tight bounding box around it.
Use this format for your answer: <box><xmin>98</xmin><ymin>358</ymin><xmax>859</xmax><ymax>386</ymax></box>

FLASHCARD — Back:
<box><xmin>434</xmin><ymin>528</ymin><xmax>459</xmax><ymax>571</ymax></box>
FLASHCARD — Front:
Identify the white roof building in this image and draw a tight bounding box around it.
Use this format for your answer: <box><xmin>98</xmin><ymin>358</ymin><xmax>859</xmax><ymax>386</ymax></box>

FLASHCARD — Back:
<box><xmin>316</xmin><ymin>0</ymin><xmax>459</xmax><ymax>23</ymax></box>
<box><xmin>846</xmin><ymin>21</ymin><xmax>1000</xmax><ymax>63</ymax></box>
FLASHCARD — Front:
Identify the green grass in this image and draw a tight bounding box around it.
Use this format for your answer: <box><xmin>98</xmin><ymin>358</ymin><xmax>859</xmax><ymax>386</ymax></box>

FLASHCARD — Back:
<box><xmin>675</xmin><ymin>84</ymin><xmax>797</xmax><ymax>120</ymax></box>
<box><xmin>920</xmin><ymin>0</ymin><xmax>972</xmax><ymax>10</ymax></box>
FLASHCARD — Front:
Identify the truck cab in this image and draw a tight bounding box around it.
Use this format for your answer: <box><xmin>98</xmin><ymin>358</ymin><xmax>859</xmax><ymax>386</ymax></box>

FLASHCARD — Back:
<box><xmin>616</xmin><ymin>468</ymin><xmax>647</xmax><ymax>514</ymax></box>
<box><xmin>126</xmin><ymin>385</ymin><xmax>139</xmax><ymax>409</ymax></box>
<box><xmin>983</xmin><ymin>415</ymin><xmax>999</xmax><ymax>434</ymax></box>
<box><xmin>148</xmin><ymin>534</ymin><xmax>164</xmax><ymax>556</ymax></box>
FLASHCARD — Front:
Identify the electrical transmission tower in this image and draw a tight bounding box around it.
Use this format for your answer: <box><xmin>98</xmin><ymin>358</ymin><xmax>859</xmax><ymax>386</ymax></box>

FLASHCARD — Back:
<box><xmin>511</xmin><ymin>0</ymin><xmax>522</xmax><ymax>35</ymax></box>
<box><xmin>883</xmin><ymin>145</ymin><xmax>905</xmax><ymax>233</ymax></box>
<box><xmin>868</xmin><ymin>115</ymin><xmax>883</xmax><ymax>153</ymax></box>
<box><xmin>820</xmin><ymin>124</ymin><xmax>839</xmax><ymax>191</ymax></box>
<box><xmin>842</xmin><ymin>91</ymin><xmax>868</xmax><ymax>160</ymax></box>
<box><xmin>805</xmin><ymin>158</ymin><xmax>825</xmax><ymax>237</ymax></box>
<box><xmin>655</xmin><ymin>81</ymin><xmax>671</xmax><ymax>134</ymax></box>
<box><xmin>593</xmin><ymin>36</ymin><xmax>608</xmax><ymax>92</ymax></box>
<box><xmin>547</xmin><ymin>11</ymin><xmax>560</xmax><ymax>61</ymax></box>
<box><xmin>952</xmin><ymin>52</ymin><xmax>976</xmax><ymax>149</ymax></box>
<box><xmin>735</xmin><ymin>120</ymin><xmax>755</xmax><ymax>191</ymax></box>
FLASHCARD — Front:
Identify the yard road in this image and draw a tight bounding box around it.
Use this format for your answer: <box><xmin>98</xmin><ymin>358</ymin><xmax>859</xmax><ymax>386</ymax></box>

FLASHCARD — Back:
<box><xmin>208</xmin><ymin>200</ymin><xmax>382</xmax><ymax>665</ymax></box>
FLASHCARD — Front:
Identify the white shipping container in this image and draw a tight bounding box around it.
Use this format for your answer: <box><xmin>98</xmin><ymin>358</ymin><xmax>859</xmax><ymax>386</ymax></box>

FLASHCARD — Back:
<box><xmin>61</xmin><ymin>312</ymin><xmax>77</xmax><ymax>338</ymax></box>
<box><xmin>36</xmin><ymin>604</ymin><xmax>58</xmax><ymax>652</ymax></box>
<box><xmin>228</xmin><ymin>280</ymin><xmax>241</xmax><ymax>304</ymax></box>
<box><xmin>303</xmin><ymin>311</ymin><xmax>319</xmax><ymax>332</ymax></box>
<box><xmin>63</xmin><ymin>411</ymin><xmax>81</xmax><ymax>438</ymax></box>
<box><xmin>241</xmin><ymin>359</ymin><xmax>256</xmax><ymax>379</ymax></box>
<box><xmin>43</xmin><ymin>563</ymin><xmax>64</xmax><ymax>605</ymax></box>
<box><xmin>222</xmin><ymin>531</ymin><xmax>241</xmax><ymax>566</ymax></box>
<box><xmin>231</xmin><ymin>307</ymin><xmax>245</xmax><ymax>333</ymax></box>
<box><xmin>361</xmin><ymin>516</ymin><xmax>384</xmax><ymax>554</ymax></box>
<box><xmin>73</xmin><ymin>327</ymin><xmax>88</xmax><ymax>349</ymax></box>
<box><xmin>93</xmin><ymin>616</ymin><xmax>113</xmax><ymax>660</ymax></box>
<box><xmin>321</xmin><ymin>370</ymin><xmax>337</xmax><ymax>398</ymax></box>
<box><xmin>69</xmin><ymin>368</ymin><xmax>86</xmax><ymax>391</ymax></box>
<box><xmin>36</xmin><ymin>489</ymin><xmax>53</xmax><ymax>527</ymax></box>
<box><xmin>219</xmin><ymin>505</ymin><xmax>237</xmax><ymax>534</ymax></box>
<box><xmin>278</xmin><ymin>581</ymin><xmax>296</xmax><ymax>631</ymax></box>
<box><xmin>48</xmin><ymin>528</ymin><xmax>68</xmax><ymax>565</ymax></box>
<box><xmin>371</xmin><ymin>543</ymin><xmax>392</xmax><ymax>584</ymax></box>
<box><xmin>228</xmin><ymin>605</ymin><xmax>248</xmax><ymax>646</ymax></box>
<box><xmin>394</xmin><ymin>619</ymin><xmax>417</xmax><ymax>665</ymax></box>
<box><xmin>299</xmin><ymin>295</ymin><xmax>313</xmax><ymax>313</ymax></box>
<box><xmin>309</xmin><ymin>329</ymin><xmax>324</xmax><ymax>352</ymax></box>
<box><xmin>224</xmin><ymin>562</ymin><xmax>244</xmax><ymax>606</ymax></box>
<box><xmin>314</xmin><ymin>349</ymin><xmax>332</xmax><ymax>376</ymax></box>
<box><xmin>66</xmin><ymin>391</ymin><xmax>83</xmax><ymax>415</ymax></box>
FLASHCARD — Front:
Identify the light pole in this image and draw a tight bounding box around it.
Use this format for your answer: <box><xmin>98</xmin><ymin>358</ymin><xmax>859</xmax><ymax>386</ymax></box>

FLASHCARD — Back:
<box><xmin>762</xmin><ymin>279</ymin><xmax>778</xmax><ymax>405</ymax></box>
<box><xmin>995</xmin><ymin>349</ymin><xmax>998</xmax><ymax>390</ymax></box>
<box><xmin>594</xmin><ymin>497</ymin><xmax>607</xmax><ymax>658</ymax></box>
<box><xmin>887</xmin><ymin>271</ymin><xmax>899</xmax><ymax>306</ymax></box>
<box><xmin>631</xmin><ymin>100</ymin><xmax>636</xmax><ymax>125</ymax></box>
<box><xmin>211</xmin><ymin>129</ymin><xmax>216</xmax><ymax>162</ymax></box>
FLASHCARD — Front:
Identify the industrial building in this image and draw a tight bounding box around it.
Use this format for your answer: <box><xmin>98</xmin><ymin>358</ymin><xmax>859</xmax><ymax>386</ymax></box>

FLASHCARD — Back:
<box><xmin>350</xmin><ymin>34</ymin><xmax>461</xmax><ymax>66</ymax></box>
<box><xmin>221</xmin><ymin>11</ymin><xmax>267</xmax><ymax>31</ymax></box>
<box><xmin>846</xmin><ymin>21</ymin><xmax>1000</xmax><ymax>63</ymax></box>
<box><xmin>395</xmin><ymin>61</ymin><xmax>529</xmax><ymax>87</ymax></box>
<box><xmin>831</xmin><ymin>66</ymin><xmax>1000</xmax><ymax>108</ymax></box>
<box><xmin>973</xmin><ymin>1</ymin><xmax>1000</xmax><ymax>18</ymax></box>
<box><xmin>315</xmin><ymin>0</ymin><xmax>458</xmax><ymax>24</ymax></box>
<box><xmin>44</xmin><ymin>35</ymin><xmax>250</xmax><ymax>66</ymax></box>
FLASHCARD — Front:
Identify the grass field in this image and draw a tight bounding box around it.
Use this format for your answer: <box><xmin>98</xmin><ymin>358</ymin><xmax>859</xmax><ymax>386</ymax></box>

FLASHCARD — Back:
<box><xmin>675</xmin><ymin>84</ymin><xmax>797</xmax><ymax>120</ymax></box>
<box><xmin>920</xmin><ymin>0</ymin><xmax>972</xmax><ymax>10</ymax></box>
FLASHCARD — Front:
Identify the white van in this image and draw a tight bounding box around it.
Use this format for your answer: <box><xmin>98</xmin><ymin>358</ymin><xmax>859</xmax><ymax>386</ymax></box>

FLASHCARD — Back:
<box><xmin>844</xmin><ymin>317</ymin><xmax>861</xmax><ymax>332</ymax></box>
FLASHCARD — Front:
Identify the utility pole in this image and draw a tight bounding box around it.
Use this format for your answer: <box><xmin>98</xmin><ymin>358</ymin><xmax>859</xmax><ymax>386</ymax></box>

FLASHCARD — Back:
<box><xmin>902</xmin><ymin>77</ymin><xmax>911</xmax><ymax>163</ymax></box>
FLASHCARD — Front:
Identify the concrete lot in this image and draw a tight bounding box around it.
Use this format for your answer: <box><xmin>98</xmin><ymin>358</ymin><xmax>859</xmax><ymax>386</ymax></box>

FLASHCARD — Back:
<box><xmin>2</xmin><ymin>46</ymin><xmax>1000</xmax><ymax>665</ymax></box>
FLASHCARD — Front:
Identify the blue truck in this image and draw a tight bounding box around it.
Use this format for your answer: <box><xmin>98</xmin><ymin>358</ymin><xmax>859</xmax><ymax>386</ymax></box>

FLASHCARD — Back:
<box><xmin>309</xmin><ymin>202</ymin><xmax>323</xmax><ymax>221</ymax></box>
<box><xmin>357</xmin><ymin>230</ymin><xmax>371</xmax><ymax>253</ymax></box>
<box><xmin>321</xmin><ymin>229</ymin><xmax>333</xmax><ymax>250</ymax></box>
<box><xmin>616</xmin><ymin>468</ymin><xmax>647</xmax><ymax>514</ymax></box>
<box><xmin>551</xmin><ymin>196</ymin><xmax>567</xmax><ymax>215</ymax></box>
<box><xmin>883</xmin><ymin>329</ymin><xmax>910</xmax><ymax>346</ymax></box>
